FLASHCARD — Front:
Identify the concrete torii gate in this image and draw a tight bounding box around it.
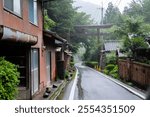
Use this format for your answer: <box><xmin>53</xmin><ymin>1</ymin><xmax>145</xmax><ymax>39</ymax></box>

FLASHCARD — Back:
<box><xmin>75</xmin><ymin>24</ymin><xmax>113</xmax><ymax>40</ymax></box>
<box><xmin>74</xmin><ymin>24</ymin><xmax>113</xmax><ymax>69</ymax></box>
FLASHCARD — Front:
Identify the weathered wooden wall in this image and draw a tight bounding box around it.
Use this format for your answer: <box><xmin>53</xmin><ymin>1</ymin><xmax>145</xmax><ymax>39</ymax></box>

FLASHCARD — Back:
<box><xmin>118</xmin><ymin>59</ymin><xmax>150</xmax><ymax>89</ymax></box>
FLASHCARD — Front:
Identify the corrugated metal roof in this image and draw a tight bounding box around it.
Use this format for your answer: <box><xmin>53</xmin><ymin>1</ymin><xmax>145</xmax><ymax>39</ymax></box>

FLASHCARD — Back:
<box><xmin>43</xmin><ymin>30</ymin><xmax>67</xmax><ymax>43</ymax></box>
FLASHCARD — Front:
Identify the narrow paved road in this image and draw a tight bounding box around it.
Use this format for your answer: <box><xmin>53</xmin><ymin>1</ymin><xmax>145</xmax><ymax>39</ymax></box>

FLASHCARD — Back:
<box><xmin>72</xmin><ymin>64</ymin><xmax>141</xmax><ymax>100</ymax></box>
<box><xmin>61</xmin><ymin>64</ymin><xmax>142</xmax><ymax>100</ymax></box>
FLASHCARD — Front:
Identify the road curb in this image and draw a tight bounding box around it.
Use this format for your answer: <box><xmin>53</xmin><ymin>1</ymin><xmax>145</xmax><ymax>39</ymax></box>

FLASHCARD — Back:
<box><xmin>87</xmin><ymin>66</ymin><xmax>146</xmax><ymax>100</ymax></box>
<box><xmin>49</xmin><ymin>80</ymin><xmax>67</xmax><ymax>100</ymax></box>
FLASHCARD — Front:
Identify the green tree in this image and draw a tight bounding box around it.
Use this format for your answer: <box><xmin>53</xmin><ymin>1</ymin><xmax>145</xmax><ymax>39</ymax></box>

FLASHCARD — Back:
<box><xmin>46</xmin><ymin>0</ymin><xmax>75</xmax><ymax>39</ymax></box>
<box><xmin>123</xmin><ymin>0</ymin><xmax>150</xmax><ymax>24</ymax></box>
<box><xmin>71</xmin><ymin>12</ymin><xmax>93</xmax><ymax>45</ymax></box>
<box><xmin>142</xmin><ymin>0</ymin><xmax>150</xmax><ymax>23</ymax></box>
<box><xmin>123</xmin><ymin>1</ymin><xmax>143</xmax><ymax>17</ymax></box>
<box><xmin>103</xmin><ymin>2</ymin><xmax>122</xmax><ymax>25</ymax></box>
<box><xmin>45</xmin><ymin>0</ymin><xmax>95</xmax><ymax>52</ymax></box>
<box><xmin>103</xmin><ymin>2</ymin><xmax>122</xmax><ymax>41</ymax></box>
<box><xmin>115</xmin><ymin>16</ymin><xmax>149</xmax><ymax>57</ymax></box>
<box><xmin>45</xmin><ymin>0</ymin><xmax>99</xmax><ymax>59</ymax></box>
<box><xmin>83</xmin><ymin>38</ymin><xmax>101</xmax><ymax>61</ymax></box>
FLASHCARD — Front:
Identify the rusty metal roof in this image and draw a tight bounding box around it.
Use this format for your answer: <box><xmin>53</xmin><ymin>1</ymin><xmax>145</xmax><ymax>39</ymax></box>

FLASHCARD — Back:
<box><xmin>0</xmin><ymin>25</ymin><xmax>38</xmax><ymax>45</ymax></box>
<box><xmin>43</xmin><ymin>30</ymin><xmax>67</xmax><ymax>43</ymax></box>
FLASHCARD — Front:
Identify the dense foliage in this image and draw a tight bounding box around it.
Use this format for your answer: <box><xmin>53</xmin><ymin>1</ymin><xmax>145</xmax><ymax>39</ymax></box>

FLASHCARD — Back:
<box><xmin>44</xmin><ymin>0</ymin><xmax>150</xmax><ymax>62</ymax></box>
<box><xmin>105</xmin><ymin>52</ymin><xmax>117</xmax><ymax>65</ymax></box>
<box><xmin>103</xmin><ymin>52</ymin><xmax>119</xmax><ymax>79</ymax></box>
<box><xmin>103</xmin><ymin>2</ymin><xmax>123</xmax><ymax>41</ymax></box>
<box><xmin>103</xmin><ymin>2</ymin><xmax>122</xmax><ymax>25</ymax></box>
<box><xmin>115</xmin><ymin>16</ymin><xmax>149</xmax><ymax>57</ymax></box>
<box><xmin>44</xmin><ymin>10</ymin><xmax>56</xmax><ymax>30</ymax></box>
<box><xmin>45</xmin><ymin>0</ymin><xmax>95</xmax><ymax>57</ymax></box>
<box><xmin>123</xmin><ymin>0</ymin><xmax>150</xmax><ymax>24</ymax></box>
<box><xmin>84</xmin><ymin>61</ymin><xmax>98</xmax><ymax>68</ymax></box>
<box><xmin>46</xmin><ymin>0</ymin><xmax>75</xmax><ymax>39</ymax></box>
<box><xmin>0</xmin><ymin>57</ymin><xmax>20</xmax><ymax>100</ymax></box>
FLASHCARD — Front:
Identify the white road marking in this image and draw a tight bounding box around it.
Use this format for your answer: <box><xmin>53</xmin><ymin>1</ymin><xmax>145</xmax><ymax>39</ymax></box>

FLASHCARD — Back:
<box><xmin>69</xmin><ymin>67</ymin><xmax>79</xmax><ymax>100</ymax></box>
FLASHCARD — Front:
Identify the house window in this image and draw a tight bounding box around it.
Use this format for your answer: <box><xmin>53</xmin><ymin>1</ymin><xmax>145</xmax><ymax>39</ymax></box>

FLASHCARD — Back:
<box><xmin>4</xmin><ymin>0</ymin><xmax>22</xmax><ymax>16</ymax></box>
<box><xmin>29</xmin><ymin>0</ymin><xmax>38</xmax><ymax>25</ymax></box>
<box><xmin>31</xmin><ymin>48</ymin><xmax>39</xmax><ymax>95</ymax></box>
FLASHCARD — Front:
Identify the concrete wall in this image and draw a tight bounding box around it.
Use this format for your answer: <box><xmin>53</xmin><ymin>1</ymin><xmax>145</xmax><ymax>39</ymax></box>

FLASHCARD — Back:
<box><xmin>0</xmin><ymin>0</ymin><xmax>50</xmax><ymax>99</ymax></box>
<box><xmin>0</xmin><ymin>0</ymin><xmax>43</xmax><ymax>38</ymax></box>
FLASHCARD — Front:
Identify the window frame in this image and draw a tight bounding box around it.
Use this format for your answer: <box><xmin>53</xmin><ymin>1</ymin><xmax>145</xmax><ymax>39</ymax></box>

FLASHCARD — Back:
<box><xmin>3</xmin><ymin>0</ymin><xmax>23</xmax><ymax>18</ymax></box>
<box><xmin>28</xmin><ymin>0</ymin><xmax>38</xmax><ymax>26</ymax></box>
<box><xmin>31</xmin><ymin>48</ymin><xmax>40</xmax><ymax>95</ymax></box>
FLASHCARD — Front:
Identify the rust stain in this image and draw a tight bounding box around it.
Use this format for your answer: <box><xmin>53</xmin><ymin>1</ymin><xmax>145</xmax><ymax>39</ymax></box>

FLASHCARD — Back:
<box><xmin>1</xmin><ymin>26</ymin><xmax>38</xmax><ymax>45</ymax></box>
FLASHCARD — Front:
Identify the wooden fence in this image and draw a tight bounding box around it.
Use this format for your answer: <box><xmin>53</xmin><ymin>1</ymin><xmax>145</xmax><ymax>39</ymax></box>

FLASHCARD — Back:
<box><xmin>118</xmin><ymin>59</ymin><xmax>150</xmax><ymax>89</ymax></box>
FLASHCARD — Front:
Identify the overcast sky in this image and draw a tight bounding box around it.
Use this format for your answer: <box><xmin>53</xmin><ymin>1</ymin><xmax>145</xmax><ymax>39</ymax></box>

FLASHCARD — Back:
<box><xmin>81</xmin><ymin>0</ymin><xmax>132</xmax><ymax>12</ymax></box>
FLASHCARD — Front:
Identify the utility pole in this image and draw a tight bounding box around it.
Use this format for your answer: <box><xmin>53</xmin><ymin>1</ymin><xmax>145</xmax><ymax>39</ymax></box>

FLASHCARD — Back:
<box><xmin>97</xmin><ymin>1</ymin><xmax>104</xmax><ymax>42</ymax></box>
<box><xmin>101</xmin><ymin>1</ymin><xmax>104</xmax><ymax>25</ymax></box>
<box><xmin>99</xmin><ymin>1</ymin><xmax>104</xmax><ymax>70</ymax></box>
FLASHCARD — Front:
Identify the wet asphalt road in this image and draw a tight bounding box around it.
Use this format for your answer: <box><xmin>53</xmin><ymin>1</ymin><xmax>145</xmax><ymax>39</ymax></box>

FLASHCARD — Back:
<box><xmin>73</xmin><ymin>65</ymin><xmax>141</xmax><ymax>100</ymax></box>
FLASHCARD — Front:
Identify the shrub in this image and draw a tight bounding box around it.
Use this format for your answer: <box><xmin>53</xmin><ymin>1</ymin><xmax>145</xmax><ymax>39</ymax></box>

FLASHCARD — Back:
<box><xmin>70</xmin><ymin>62</ymin><xmax>75</xmax><ymax>67</ymax></box>
<box><xmin>104</xmin><ymin>64</ymin><xmax>119</xmax><ymax>79</ymax></box>
<box><xmin>84</xmin><ymin>61</ymin><xmax>98</xmax><ymax>68</ymax></box>
<box><xmin>111</xmin><ymin>73</ymin><xmax>119</xmax><ymax>79</ymax></box>
<box><xmin>106</xmin><ymin>52</ymin><xmax>117</xmax><ymax>65</ymax></box>
<box><xmin>44</xmin><ymin>10</ymin><xmax>56</xmax><ymax>30</ymax></box>
<box><xmin>109</xmin><ymin>65</ymin><xmax>119</xmax><ymax>79</ymax></box>
<box><xmin>103</xmin><ymin>69</ymin><xmax>109</xmax><ymax>75</ymax></box>
<box><xmin>104</xmin><ymin>64</ymin><xmax>115</xmax><ymax>72</ymax></box>
<box><xmin>65</xmin><ymin>70</ymin><xmax>69</xmax><ymax>79</ymax></box>
<box><xmin>123</xmin><ymin>37</ymin><xmax>149</xmax><ymax>57</ymax></box>
<box><xmin>0</xmin><ymin>57</ymin><xmax>20</xmax><ymax>100</ymax></box>
<box><xmin>110</xmin><ymin>65</ymin><xmax>118</xmax><ymax>74</ymax></box>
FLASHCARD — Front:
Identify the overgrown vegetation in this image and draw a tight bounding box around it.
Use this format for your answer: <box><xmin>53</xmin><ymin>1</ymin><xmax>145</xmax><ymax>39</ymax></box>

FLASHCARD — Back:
<box><xmin>105</xmin><ymin>52</ymin><xmax>117</xmax><ymax>65</ymax></box>
<box><xmin>44</xmin><ymin>10</ymin><xmax>56</xmax><ymax>30</ymax></box>
<box><xmin>103</xmin><ymin>1</ymin><xmax>150</xmax><ymax>61</ymax></box>
<box><xmin>115</xmin><ymin>16</ymin><xmax>149</xmax><ymax>59</ymax></box>
<box><xmin>45</xmin><ymin>0</ymin><xmax>95</xmax><ymax>56</ymax></box>
<box><xmin>0</xmin><ymin>57</ymin><xmax>20</xmax><ymax>100</ymax></box>
<box><xmin>45</xmin><ymin>0</ymin><xmax>150</xmax><ymax>64</ymax></box>
<box><xmin>84</xmin><ymin>61</ymin><xmax>98</xmax><ymax>69</ymax></box>
<box><xmin>103</xmin><ymin>52</ymin><xmax>119</xmax><ymax>79</ymax></box>
<box><xmin>70</xmin><ymin>62</ymin><xmax>75</xmax><ymax>67</ymax></box>
<box><xmin>104</xmin><ymin>64</ymin><xmax>119</xmax><ymax>79</ymax></box>
<box><xmin>65</xmin><ymin>70</ymin><xmax>69</xmax><ymax>80</ymax></box>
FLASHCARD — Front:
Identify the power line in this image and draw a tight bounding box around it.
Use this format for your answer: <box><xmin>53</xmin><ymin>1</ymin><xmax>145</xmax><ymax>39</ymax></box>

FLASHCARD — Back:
<box><xmin>94</xmin><ymin>8</ymin><xmax>101</xmax><ymax>24</ymax></box>
<box><xmin>117</xmin><ymin>0</ymin><xmax>122</xmax><ymax>7</ymax></box>
<box><xmin>96</xmin><ymin>1</ymin><xmax>104</xmax><ymax>25</ymax></box>
<box><xmin>101</xmin><ymin>1</ymin><xmax>104</xmax><ymax>24</ymax></box>
<box><xmin>114</xmin><ymin>0</ymin><xmax>119</xmax><ymax>6</ymax></box>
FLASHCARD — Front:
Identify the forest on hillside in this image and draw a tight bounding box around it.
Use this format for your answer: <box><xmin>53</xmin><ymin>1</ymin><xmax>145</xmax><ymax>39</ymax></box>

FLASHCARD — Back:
<box><xmin>44</xmin><ymin>0</ymin><xmax>150</xmax><ymax>62</ymax></box>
